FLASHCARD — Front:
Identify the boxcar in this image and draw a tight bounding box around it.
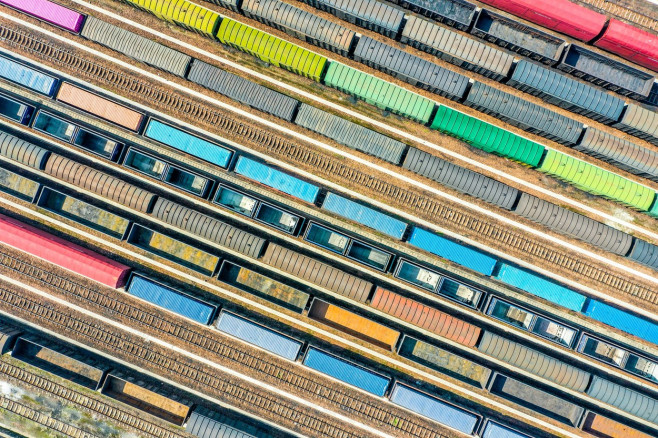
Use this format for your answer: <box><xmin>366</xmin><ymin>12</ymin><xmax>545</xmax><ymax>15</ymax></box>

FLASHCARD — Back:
<box><xmin>392</xmin><ymin>0</ymin><xmax>476</xmax><ymax>31</ymax></box>
<box><xmin>582</xmin><ymin>299</ymin><xmax>658</xmax><ymax>346</ymax></box>
<box><xmin>0</xmin><ymin>0</ymin><xmax>85</xmax><ymax>33</ymax></box>
<box><xmin>628</xmin><ymin>238</ymin><xmax>658</xmax><ymax>271</ymax></box>
<box><xmin>119</xmin><ymin>0</ymin><xmax>220</xmax><ymax>37</ymax></box>
<box><xmin>581</xmin><ymin>411</ymin><xmax>654</xmax><ymax>438</ymax></box>
<box><xmin>186</xmin><ymin>407</ymin><xmax>273</xmax><ymax>438</ymax></box>
<box><xmin>0</xmin><ymin>167</ymin><xmax>39</xmax><ymax>202</ymax></box>
<box><xmin>614</xmin><ymin>103</ymin><xmax>658</xmax><ymax>146</ymax></box>
<box><xmin>234</xmin><ymin>157</ymin><xmax>320</xmax><ymax>203</ymax></box>
<box><xmin>0</xmin><ymin>323</ymin><xmax>21</xmax><ymax>355</ymax></box>
<box><xmin>594</xmin><ymin>19</ymin><xmax>658</xmax><ymax>73</ymax></box>
<box><xmin>480</xmin><ymin>421</ymin><xmax>531</xmax><ymax>438</ymax></box>
<box><xmin>586</xmin><ymin>376</ymin><xmax>658</xmax><ymax>424</ymax></box>
<box><xmin>0</xmin><ymin>54</ymin><xmax>58</xmax><ymax>96</ymax></box>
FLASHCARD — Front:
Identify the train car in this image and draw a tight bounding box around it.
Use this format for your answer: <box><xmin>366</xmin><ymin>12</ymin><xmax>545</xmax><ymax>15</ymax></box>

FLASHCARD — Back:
<box><xmin>0</xmin><ymin>130</ymin><xmax>50</xmax><ymax>170</ymax></box>
<box><xmin>303</xmin><ymin>346</ymin><xmax>391</xmax><ymax>396</ymax></box>
<box><xmin>0</xmin><ymin>167</ymin><xmax>39</xmax><ymax>202</ymax></box>
<box><xmin>0</xmin><ymin>323</ymin><xmax>21</xmax><ymax>354</ymax></box>
<box><xmin>308</xmin><ymin>298</ymin><xmax>400</xmax><ymax>349</ymax></box>
<box><xmin>186</xmin><ymin>406</ymin><xmax>280</xmax><ymax>438</ymax></box>
<box><xmin>437</xmin><ymin>277</ymin><xmax>484</xmax><ymax>308</ymax></box>
<box><xmin>614</xmin><ymin>103</ymin><xmax>658</xmax><ymax>146</ymax></box>
<box><xmin>37</xmin><ymin>187</ymin><xmax>131</xmax><ymax>239</ymax></box>
<box><xmin>480</xmin><ymin>420</ymin><xmax>531</xmax><ymax>438</ymax></box>
<box><xmin>0</xmin><ymin>213</ymin><xmax>131</xmax><ymax>288</ymax></box>
<box><xmin>119</xmin><ymin>0</ymin><xmax>221</xmax><ymax>37</ymax></box>
<box><xmin>127</xmin><ymin>274</ymin><xmax>217</xmax><ymax>325</ymax></box>
<box><xmin>391</xmin><ymin>0</ymin><xmax>476</xmax><ymax>31</ymax></box>
<box><xmin>0</xmin><ymin>0</ymin><xmax>85</xmax><ymax>33</ymax></box>
<box><xmin>582</xmin><ymin>300</ymin><xmax>658</xmax><ymax>346</ymax></box>
<box><xmin>11</xmin><ymin>336</ymin><xmax>107</xmax><ymax>390</ymax></box>
<box><xmin>0</xmin><ymin>54</ymin><xmax>58</xmax><ymax>96</ymax></box>
<box><xmin>56</xmin><ymin>82</ymin><xmax>144</xmax><ymax>131</ymax></box>
<box><xmin>627</xmin><ymin>238</ymin><xmax>658</xmax><ymax>270</ymax></box>
<box><xmin>594</xmin><ymin>19</ymin><xmax>658</xmax><ymax>73</ymax></box>
<box><xmin>471</xmin><ymin>9</ymin><xmax>566</xmax><ymax>65</ymax></box>
<box><xmin>581</xmin><ymin>411</ymin><xmax>654</xmax><ymax>438</ymax></box>
<box><xmin>586</xmin><ymin>376</ymin><xmax>658</xmax><ymax>424</ymax></box>
<box><xmin>216</xmin><ymin>311</ymin><xmax>303</xmax><ymax>360</ymax></box>
<box><xmin>394</xmin><ymin>258</ymin><xmax>443</xmax><ymax>292</ymax></box>
<box><xmin>0</xmin><ymin>93</ymin><xmax>33</xmax><ymax>125</ymax></box>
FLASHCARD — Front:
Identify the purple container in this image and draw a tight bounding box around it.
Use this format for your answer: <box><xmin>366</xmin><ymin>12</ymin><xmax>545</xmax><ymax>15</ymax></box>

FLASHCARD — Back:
<box><xmin>1</xmin><ymin>0</ymin><xmax>85</xmax><ymax>32</ymax></box>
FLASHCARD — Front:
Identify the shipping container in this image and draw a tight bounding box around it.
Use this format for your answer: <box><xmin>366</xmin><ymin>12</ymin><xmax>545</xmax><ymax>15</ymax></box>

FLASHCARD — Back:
<box><xmin>407</xmin><ymin>227</ymin><xmax>497</xmax><ymax>276</ymax></box>
<box><xmin>144</xmin><ymin>119</ymin><xmax>233</xmax><ymax>169</ymax></box>
<box><xmin>0</xmin><ymin>93</ymin><xmax>33</xmax><ymax>125</ymax></box>
<box><xmin>403</xmin><ymin>147</ymin><xmax>520</xmax><ymax>210</ymax></box>
<box><xmin>581</xmin><ymin>411</ymin><xmax>654</xmax><ymax>438</ymax></box>
<box><xmin>119</xmin><ymin>0</ymin><xmax>220</xmax><ymax>37</ymax></box>
<box><xmin>594</xmin><ymin>19</ymin><xmax>658</xmax><ymax>73</ymax></box>
<box><xmin>218</xmin><ymin>261</ymin><xmax>310</xmax><ymax>311</ymax></box>
<box><xmin>187</xmin><ymin>59</ymin><xmax>300</xmax><ymax>122</ymax></box>
<box><xmin>508</xmin><ymin>60</ymin><xmax>625</xmax><ymax>124</ymax></box>
<box><xmin>514</xmin><ymin>193</ymin><xmax>634</xmax><ymax>256</ymax></box>
<box><xmin>0</xmin><ymin>131</ymin><xmax>50</xmax><ymax>170</ymax></box>
<box><xmin>488</xmin><ymin>374</ymin><xmax>584</xmax><ymax>426</ymax></box>
<box><xmin>56</xmin><ymin>82</ymin><xmax>144</xmax><ymax>131</ymax></box>
<box><xmin>323</xmin><ymin>62</ymin><xmax>436</xmax><ymax>124</ymax></box>
<box><xmin>0</xmin><ymin>0</ymin><xmax>85</xmax><ymax>32</ymax></box>
<box><xmin>12</xmin><ymin>336</ymin><xmax>107</xmax><ymax>389</ymax></box>
<box><xmin>628</xmin><ymin>238</ymin><xmax>658</xmax><ymax>270</ymax></box>
<box><xmin>481</xmin><ymin>421</ymin><xmax>531</xmax><ymax>438</ymax></box>
<box><xmin>398</xmin><ymin>336</ymin><xmax>491</xmax><ymax>387</ymax></box>
<box><xmin>37</xmin><ymin>188</ymin><xmax>130</xmax><ymax>239</ymax></box>
<box><xmin>44</xmin><ymin>154</ymin><xmax>156</xmax><ymax>213</ymax></box>
<box><xmin>430</xmin><ymin>105</ymin><xmax>545</xmax><ymax>167</ymax></box>
<box><xmin>216</xmin><ymin>17</ymin><xmax>328</xmax><ymax>81</ymax></box>
<box><xmin>586</xmin><ymin>376</ymin><xmax>658</xmax><ymax>424</ymax></box>
<box><xmin>582</xmin><ymin>299</ymin><xmax>658</xmax><ymax>346</ymax></box>
<box><xmin>303</xmin><ymin>347</ymin><xmax>390</xmax><ymax>396</ymax></box>
<box><xmin>186</xmin><ymin>406</ymin><xmax>277</xmax><ymax>438</ymax></box>
<box><xmin>576</xmin><ymin>128</ymin><xmax>658</xmax><ymax>182</ymax></box>
<box><xmin>557</xmin><ymin>45</ymin><xmax>654</xmax><ymax>100</ymax></box>
<box><xmin>127</xmin><ymin>224</ymin><xmax>220</xmax><ymax>275</ymax></box>
<box><xmin>437</xmin><ymin>277</ymin><xmax>483</xmax><ymax>308</ymax></box>
<box><xmin>465</xmin><ymin>81</ymin><xmax>584</xmax><ymax>145</ymax></box>
<box><xmin>0</xmin><ymin>167</ymin><xmax>39</xmax><ymax>201</ymax></box>
<box><xmin>370</xmin><ymin>287</ymin><xmax>481</xmax><ymax>347</ymax></box>
<box><xmin>102</xmin><ymin>374</ymin><xmax>192</xmax><ymax>425</ymax></box>
<box><xmin>294</xmin><ymin>103</ymin><xmax>407</xmax><ymax>165</ymax></box>
<box><xmin>0</xmin><ymin>323</ymin><xmax>21</xmax><ymax>355</ymax></box>
<box><xmin>0</xmin><ymin>54</ymin><xmax>57</xmax><ymax>96</ymax></box>
<box><xmin>614</xmin><ymin>104</ymin><xmax>658</xmax><ymax>146</ymax></box>
<box><xmin>150</xmin><ymin>198</ymin><xmax>265</xmax><ymax>259</ymax></box>
<box><xmin>354</xmin><ymin>36</ymin><xmax>470</xmax><ymax>100</ymax></box>
<box><xmin>80</xmin><ymin>17</ymin><xmax>192</xmax><ymax>76</ymax></box>
<box><xmin>216</xmin><ymin>311</ymin><xmax>302</xmax><ymax>360</ymax></box>
<box><xmin>476</xmin><ymin>0</ymin><xmax>607</xmax><ymax>42</ymax></box>
<box><xmin>400</xmin><ymin>15</ymin><xmax>514</xmax><ymax>81</ymax></box>
<box><xmin>127</xmin><ymin>274</ymin><xmax>217</xmax><ymax>325</ymax></box>
<box><xmin>392</xmin><ymin>0</ymin><xmax>476</xmax><ymax>31</ymax></box>
<box><xmin>394</xmin><ymin>259</ymin><xmax>443</xmax><ymax>291</ymax></box>
<box><xmin>389</xmin><ymin>383</ymin><xmax>480</xmax><ymax>434</ymax></box>
<box><xmin>0</xmin><ymin>213</ymin><xmax>130</xmax><ymax>287</ymax></box>
<box><xmin>493</xmin><ymin>263</ymin><xmax>586</xmax><ymax>312</ymax></box>
<box><xmin>261</xmin><ymin>243</ymin><xmax>373</xmax><ymax>302</ymax></box>
<box><xmin>471</xmin><ymin>10</ymin><xmax>565</xmax><ymax>65</ymax></box>
<box><xmin>299</xmin><ymin>0</ymin><xmax>405</xmax><ymax>37</ymax></box>
<box><xmin>308</xmin><ymin>298</ymin><xmax>400</xmax><ymax>349</ymax></box>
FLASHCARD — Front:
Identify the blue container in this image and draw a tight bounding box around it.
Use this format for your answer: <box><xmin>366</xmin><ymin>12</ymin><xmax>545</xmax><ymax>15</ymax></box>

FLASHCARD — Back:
<box><xmin>127</xmin><ymin>275</ymin><xmax>217</xmax><ymax>325</ymax></box>
<box><xmin>216</xmin><ymin>311</ymin><xmax>302</xmax><ymax>360</ymax></box>
<box><xmin>494</xmin><ymin>263</ymin><xmax>587</xmax><ymax>312</ymax></box>
<box><xmin>583</xmin><ymin>299</ymin><xmax>658</xmax><ymax>346</ymax></box>
<box><xmin>0</xmin><ymin>55</ymin><xmax>57</xmax><ymax>96</ymax></box>
<box><xmin>234</xmin><ymin>157</ymin><xmax>319</xmax><ymax>203</ymax></box>
<box><xmin>407</xmin><ymin>228</ymin><xmax>497</xmax><ymax>276</ymax></box>
<box><xmin>303</xmin><ymin>347</ymin><xmax>390</xmax><ymax>396</ymax></box>
<box><xmin>322</xmin><ymin>192</ymin><xmax>407</xmax><ymax>239</ymax></box>
<box><xmin>481</xmin><ymin>421</ymin><xmax>531</xmax><ymax>438</ymax></box>
<box><xmin>144</xmin><ymin>119</ymin><xmax>233</xmax><ymax>168</ymax></box>
<box><xmin>390</xmin><ymin>384</ymin><xmax>479</xmax><ymax>434</ymax></box>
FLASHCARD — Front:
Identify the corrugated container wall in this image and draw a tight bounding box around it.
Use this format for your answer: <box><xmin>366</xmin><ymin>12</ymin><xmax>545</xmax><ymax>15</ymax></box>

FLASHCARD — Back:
<box><xmin>586</xmin><ymin>376</ymin><xmax>658</xmax><ymax>423</ymax></box>
<box><xmin>628</xmin><ymin>238</ymin><xmax>658</xmax><ymax>270</ymax></box>
<box><xmin>119</xmin><ymin>0</ymin><xmax>220</xmax><ymax>37</ymax></box>
<box><xmin>392</xmin><ymin>0</ymin><xmax>476</xmax><ymax>31</ymax></box>
<box><xmin>234</xmin><ymin>157</ymin><xmax>319</xmax><ymax>203</ymax></box>
<box><xmin>614</xmin><ymin>104</ymin><xmax>658</xmax><ymax>146</ymax></box>
<box><xmin>0</xmin><ymin>0</ymin><xmax>85</xmax><ymax>32</ymax></box>
<box><xmin>481</xmin><ymin>421</ymin><xmax>531</xmax><ymax>438</ymax></box>
<box><xmin>299</xmin><ymin>0</ymin><xmax>405</xmax><ymax>37</ymax></box>
<box><xmin>186</xmin><ymin>407</ymin><xmax>272</xmax><ymax>438</ymax></box>
<box><xmin>0</xmin><ymin>55</ymin><xmax>57</xmax><ymax>96</ymax></box>
<box><xmin>581</xmin><ymin>412</ymin><xmax>654</xmax><ymax>438</ymax></box>
<box><xmin>583</xmin><ymin>299</ymin><xmax>658</xmax><ymax>346</ymax></box>
<box><xmin>0</xmin><ymin>131</ymin><xmax>50</xmax><ymax>169</ymax></box>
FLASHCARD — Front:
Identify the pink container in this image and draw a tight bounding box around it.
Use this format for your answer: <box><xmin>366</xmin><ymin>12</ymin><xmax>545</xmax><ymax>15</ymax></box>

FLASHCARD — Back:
<box><xmin>0</xmin><ymin>0</ymin><xmax>85</xmax><ymax>32</ymax></box>
<box><xmin>595</xmin><ymin>19</ymin><xmax>658</xmax><ymax>73</ymax></box>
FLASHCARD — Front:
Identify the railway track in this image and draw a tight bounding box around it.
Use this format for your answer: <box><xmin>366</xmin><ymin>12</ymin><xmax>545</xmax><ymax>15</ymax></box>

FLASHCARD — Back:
<box><xmin>0</xmin><ymin>22</ymin><xmax>656</xmax><ymax>307</ymax></box>
<box><xmin>0</xmin><ymin>250</ymin><xmax>456</xmax><ymax>438</ymax></box>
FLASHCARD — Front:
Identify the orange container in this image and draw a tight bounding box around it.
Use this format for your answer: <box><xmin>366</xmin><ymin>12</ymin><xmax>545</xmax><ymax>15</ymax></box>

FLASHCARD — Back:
<box><xmin>582</xmin><ymin>412</ymin><xmax>652</xmax><ymax>438</ymax></box>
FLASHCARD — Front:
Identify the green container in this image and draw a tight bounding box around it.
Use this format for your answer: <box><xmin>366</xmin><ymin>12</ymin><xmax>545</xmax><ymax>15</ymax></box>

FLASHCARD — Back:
<box><xmin>539</xmin><ymin>150</ymin><xmax>656</xmax><ymax>211</ymax></box>
<box><xmin>121</xmin><ymin>0</ymin><xmax>221</xmax><ymax>37</ymax></box>
<box><xmin>430</xmin><ymin>105</ymin><xmax>545</xmax><ymax>167</ymax></box>
<box><xmin>648</xmin><ymin>197</ymin><xmax>658</xmax><ymax>217</ymax></box>
<box><xmin>323</xmin><ymin>62</ymin><xmax>435</xmax><ymax>124</ymax></box>
<box><xmin>216</xmin><ymin>18</ymin><xmax>327</xmax><ymax>81</ymax></box>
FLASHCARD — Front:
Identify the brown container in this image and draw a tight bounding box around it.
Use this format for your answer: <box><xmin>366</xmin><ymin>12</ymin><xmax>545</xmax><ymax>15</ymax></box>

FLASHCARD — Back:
<box><xmin>370</xmin><ymin>287</ymin><xmax>481</xmax><ymax>347</ymax></box>
<box><xmin>235</xmin><ymin>265</ymin><xmax>309</xmax><ymax>311</ymax></box>
<box><xmin>582</xmin><ymin>411</ymin><xmax>653</xmax><ymax>438</ymax></box>
<box><xmin>309</xmin><ymin>299</ymin><xmax>400</xmax><ymax>350</ymax></box>
<box><xmin>56</xmin><ymin>82</ymin><xmax>144</xmax><ymax>131</ymax></box>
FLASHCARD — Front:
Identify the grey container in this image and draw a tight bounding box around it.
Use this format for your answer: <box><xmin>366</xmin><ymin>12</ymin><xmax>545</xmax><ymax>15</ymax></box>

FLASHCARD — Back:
<box><xmin>464</xmin><ymin>81</ymin><xmax>584</xmax><ymax>145</ymax></box>
<box><xmin>294</xmin><ymin>103</ymin><xmax>406</xmax><ymax>164</ymax></box>
<box><xmin>262</xmin><ymin>242</ymin><xmax>373</xmax><ymax>302</ymax></box>
<box><xmin>403</xmin><ymin>147</ymin><xmax>519</xmax><ymax>210</ymax></box>
<box><xmin>508</xmin><ymin>60</ymin><xmax>625</xmax><ymax>124</ymax></box>
<box><xmin>299</xmin><ymin>0</ymin><xmax>405</xmax><ymax>38</ymax></box>
<box><xmin>614</xmin><ymin>104</ymin><xmax>658</xmax><ymax>146</ymax></box>
<box><xmin>488</xmin><ymin>374</ymin><xmax>585</xmax><ymax>426</ymax></box>
<box><xmin>586</xmin><ymin>376</ymin><xmax>658</xmax><ymax>424</ymax></box>
<box><xmin>186</xmin><ymin>407</ymin><xmax>269</xmax><ymax>438</ymax></box>
<box><xmin>204</xmin><ymin>0</ymin><xmax>240</xmax><ymax>12</ymax></box>
<box><xmin>391</xmin><ymin>0</ymin><xmax>476</xmax><ymax>31</ymax></box>
<box><xmin>471</xmin><ymin>10</ymin><xmax>565</xmax><ymax>65</ymax></box>
<box><xmin>151</xmin><ymin>198</ymin><xmax>265</xmax><ymax>259</ymax></box>
<box><xmin>242</xmin><ymin>0</ymin><xmax>356</xmax><ymax>56</ymax></box>
<box><xmin>514</xmin><ymin>193</ymin><xmax>634</xmax><ymax>256</ymax></box>
<box><xmin>43</xmin><ymin>154</ymin><xmax>156</xmax><ymax>213</ymax></box>
<box><xmin>187</xmin><ymin>59</ymin><xmax>299</xmax><ymax>121</ymax></box>
<box><xmin>0</xmin><ymin>131</ymin><xmax>50</xmax><ymax>169</ymax></box>
<box><xmin>80</xmin><ymin>17</ymin><xmax>192</xmax><ymax>77</ymax></box>
<box><xmin>557</xmin><ymin>45</ymin><xmax>654</xmax><ymax>100</ymax></box>
<box><xmin>577</xmin><ymin>128</ymin><xmax>658</xmax><ymax>182</ymax></box>
<box><xmin>628</xmin><ymin>239</ymin><xmax>658</xmax><ymax>270</ymax></box>
<box><xmin>401</xmin><ymin>15</ymin><xmax>514</xmax><ymax>82</ymax></box>
<box><xmin>354</xmin><ymin>36</ymin><xmax>470</xmax><ymax>100</ymax></box>
<box><xmin>478</xmin><ymin>332</ymin><xmax>591</xmax><ymax>392</ymax></box>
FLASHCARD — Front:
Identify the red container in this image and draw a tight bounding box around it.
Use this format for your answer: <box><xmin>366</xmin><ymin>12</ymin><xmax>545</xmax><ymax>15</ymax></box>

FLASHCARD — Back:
<box><xmin>478</xmin><ymin>0</ymin><xmax>607</xmax><ymax>42</ymax></box>
<box><xmin>0</xmin><ymin>214</ymin><xmax>130</xmax><ymax>287</ymax></box>
<box><xmin>595</xmin><ymin>19</ymin><xmax>658</xmax><ymax>72</ymax></box>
